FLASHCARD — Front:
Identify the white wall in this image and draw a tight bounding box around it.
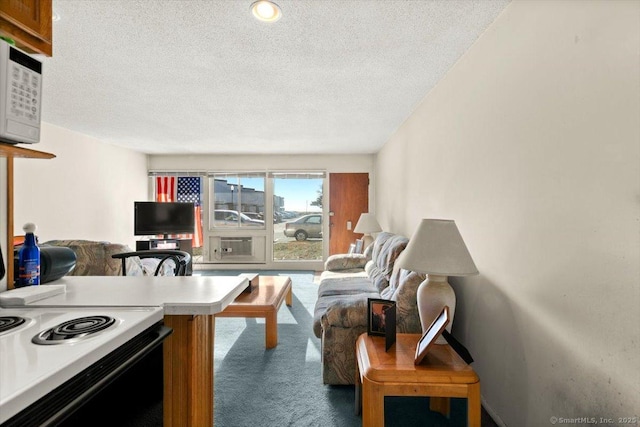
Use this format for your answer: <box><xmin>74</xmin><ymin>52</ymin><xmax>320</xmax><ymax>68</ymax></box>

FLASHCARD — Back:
<box><xmin>12</xmin><ymin>122</ymin><xmax>148</xmax><ymax>248</ymax></box>
<box><xmin>375</xmin><ymin>1</ymin><xmax>639</xmax><ymax>426</ymax></box>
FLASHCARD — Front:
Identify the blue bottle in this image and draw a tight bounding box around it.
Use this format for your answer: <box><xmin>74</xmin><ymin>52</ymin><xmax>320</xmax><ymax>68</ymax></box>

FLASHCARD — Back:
<box><xmin>17</xmin><ymin>223</ymin><xmax>40</xmax><ymax>287</ymax></box>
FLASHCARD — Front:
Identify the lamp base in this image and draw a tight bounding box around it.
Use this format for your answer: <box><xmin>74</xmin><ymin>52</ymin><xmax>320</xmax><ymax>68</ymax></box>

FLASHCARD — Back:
<box><xmin>361</xmin><ymin>234</ymin><xmax>374</xmax><ymax>251</ymax></box>
<box><xmin>416</xmin><ymin>275</ymin><xmax>455</xmax><ymax>344</ymax></box>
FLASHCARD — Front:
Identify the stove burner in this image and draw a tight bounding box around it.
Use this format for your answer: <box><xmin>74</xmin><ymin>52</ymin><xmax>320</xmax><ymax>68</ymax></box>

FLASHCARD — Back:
<box><xmin>0</xmin><ymin>316</ymin><xmax>27</xmax><ymax>334</ymax></box>
<box><xmin>32</xmin><ymin>315</ymin><xmax>117</xmax><ymax>345</ymax></box>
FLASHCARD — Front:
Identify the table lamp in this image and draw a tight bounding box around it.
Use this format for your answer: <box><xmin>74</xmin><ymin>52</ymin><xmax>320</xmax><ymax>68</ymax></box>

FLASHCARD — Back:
<box><xmin>353</xmin><ymin>213</ymin><xmax>382</xmax><ymax>249</ymax></box>
<box><xmin>396</xmin><ymin>219</ymin><xmax>478</xmax><ymax>344</ymax></box>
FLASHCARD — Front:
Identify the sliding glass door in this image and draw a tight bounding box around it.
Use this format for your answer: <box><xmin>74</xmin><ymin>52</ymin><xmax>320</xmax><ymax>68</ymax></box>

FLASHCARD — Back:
<box><xmin>271</xmin><ymin>173</ymin><xmax>325</xmax><ymax>262</ymax></box>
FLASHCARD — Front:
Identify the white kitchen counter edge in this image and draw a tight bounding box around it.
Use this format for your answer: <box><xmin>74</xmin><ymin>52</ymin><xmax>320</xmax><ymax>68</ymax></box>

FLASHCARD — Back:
<box><xmin>6</xmin><ymin>276</ymin><xmax>250</xmax><ymax>316</ymax></box>
<box><xmin>162</xmin><ymin>277</ymin><xmax>248</xmax><ymax>315</ymax></box>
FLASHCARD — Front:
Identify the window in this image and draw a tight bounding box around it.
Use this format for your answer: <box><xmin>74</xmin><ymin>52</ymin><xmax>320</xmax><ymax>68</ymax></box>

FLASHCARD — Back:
<box><xmin>209</xmin><ymin>173</ymin><xmax>266</xmax><ymax>229</ymax></box>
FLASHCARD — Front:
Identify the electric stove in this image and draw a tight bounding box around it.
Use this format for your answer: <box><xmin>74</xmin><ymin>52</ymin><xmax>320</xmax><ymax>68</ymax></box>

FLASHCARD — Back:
<box><xmin>0</xmin><ymin>305</ymin><xmax>168</xmax><ymax>425</ymax></box>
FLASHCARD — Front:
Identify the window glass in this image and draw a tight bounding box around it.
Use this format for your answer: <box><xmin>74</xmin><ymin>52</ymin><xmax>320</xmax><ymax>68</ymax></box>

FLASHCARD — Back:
<box><xmin>272</xmin><ymin>173</ymin><xmax>324</xmax><ymax>261</ymax></box>
<box><xmin>209</xmin><ymin>174</ymin><xmax>266</xmax><ymax>229</ymax></box>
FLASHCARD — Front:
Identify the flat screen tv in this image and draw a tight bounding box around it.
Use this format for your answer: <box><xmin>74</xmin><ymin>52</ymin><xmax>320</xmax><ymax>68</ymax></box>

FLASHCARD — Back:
<box><xmin>134</xmin><ymin>202</ymin><xmax>195</xmax><ymax>237</ymax></box>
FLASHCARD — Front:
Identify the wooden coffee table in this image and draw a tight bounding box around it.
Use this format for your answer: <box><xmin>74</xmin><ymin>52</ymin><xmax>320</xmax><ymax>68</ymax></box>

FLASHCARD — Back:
<box><xmin>356</xmin><ymin>333</ymin><xmax>480</xmax><ymax>427</ymax></box>
<box><xmin>215</xmin><ymin>275</ymin><xmax>292</xmax><ymax>349</ymax></box>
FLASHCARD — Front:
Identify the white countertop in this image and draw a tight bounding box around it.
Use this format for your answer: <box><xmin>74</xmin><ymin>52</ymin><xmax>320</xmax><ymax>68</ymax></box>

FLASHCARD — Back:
<box><xmin>12</xmin><ymin>275</ymin><xmax>248</xmax><ymax>315</ymax></box>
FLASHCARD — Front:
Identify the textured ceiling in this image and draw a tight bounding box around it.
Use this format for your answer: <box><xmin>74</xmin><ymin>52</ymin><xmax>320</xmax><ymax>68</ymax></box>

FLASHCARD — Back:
<box><xmin>38</xmin><ymin>0</ymin><xmax>509</xmax><ymax>155</ymax></box>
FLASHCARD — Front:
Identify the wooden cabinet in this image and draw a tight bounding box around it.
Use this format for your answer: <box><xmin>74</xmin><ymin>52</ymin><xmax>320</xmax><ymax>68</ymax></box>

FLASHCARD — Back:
<box><xmin>1</xmin><ymin>143</ymin><xmax>55</xmax><ymax>288</ymax></box>
<box><xmin>0</xmin><ymin>0</ymin><xmax>52</xmax><ymax>56</ymax></box>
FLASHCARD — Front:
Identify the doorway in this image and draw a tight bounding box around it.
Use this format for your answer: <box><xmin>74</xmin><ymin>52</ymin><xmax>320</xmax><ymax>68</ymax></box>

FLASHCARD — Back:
<box><xmin>329</xmin><ymin>173</ymin><xmax>369</xmax><ymax>255</ymax></box>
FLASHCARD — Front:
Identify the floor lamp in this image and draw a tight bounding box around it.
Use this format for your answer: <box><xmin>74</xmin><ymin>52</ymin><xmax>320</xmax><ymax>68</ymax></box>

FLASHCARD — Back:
<box><xmin>396</xmin><ymin>219</ymin><xmax>478</xmax><ymax>344</ymax></box>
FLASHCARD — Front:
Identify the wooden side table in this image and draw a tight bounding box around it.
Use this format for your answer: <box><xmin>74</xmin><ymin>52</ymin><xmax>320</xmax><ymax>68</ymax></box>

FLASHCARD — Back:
<box><xmin>355</xmin><ymin>333</ymin><xmax>480</xmax><ymax>427</ymax></box>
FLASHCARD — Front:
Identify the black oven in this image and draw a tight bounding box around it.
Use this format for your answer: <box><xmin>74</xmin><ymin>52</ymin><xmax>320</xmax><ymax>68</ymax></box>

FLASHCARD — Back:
<box><xmin>1</xmin><ymin>323</ymin><xmax>171</xmax><ymax>427</ymax></box>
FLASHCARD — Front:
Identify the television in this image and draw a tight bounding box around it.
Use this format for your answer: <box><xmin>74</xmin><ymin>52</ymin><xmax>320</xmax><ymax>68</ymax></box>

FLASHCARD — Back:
<box><xmin>134</xmin><ymin>202</ymin><xmax>195</xmax><ymax>237</ymax></box>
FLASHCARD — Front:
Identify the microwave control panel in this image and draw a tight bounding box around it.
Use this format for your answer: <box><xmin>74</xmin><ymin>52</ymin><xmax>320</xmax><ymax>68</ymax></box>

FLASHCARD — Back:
<box><xmin>0</xmin><ymin>41</ymin><xmax>42</xmax><ymax>144</ymax></box>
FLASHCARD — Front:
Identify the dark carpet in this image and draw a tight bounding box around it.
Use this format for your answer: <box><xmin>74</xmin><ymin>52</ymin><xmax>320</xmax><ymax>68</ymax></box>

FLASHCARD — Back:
<box><xmin>204</xmin><ymin>270</ymin><xmax>498</xmax><ymax>427</ymax></box>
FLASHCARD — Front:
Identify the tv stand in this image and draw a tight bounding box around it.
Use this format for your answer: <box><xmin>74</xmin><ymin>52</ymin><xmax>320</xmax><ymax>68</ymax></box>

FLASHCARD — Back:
<box><xmin>136</xmin><ymin>238</ymin><xmax>193</xmax><ymax>274</ymax></box>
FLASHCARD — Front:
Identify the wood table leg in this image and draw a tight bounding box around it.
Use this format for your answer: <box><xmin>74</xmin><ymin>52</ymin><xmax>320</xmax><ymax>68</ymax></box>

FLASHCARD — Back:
<box><xmin>163</xmin><ymin>314</ymin><xmax>215</xmax><ymax>427</ymax></box>
<box><xmin>362</xmin><ymin>377</ymin><xmax>384</xmax><ymax>427</ymax></box>
<box><xmin>285</xmin><ymin>283</ymin><xmax>292</xmax><ymax>306</ymax></box>
<box><xmin>265</xmin><ymin>309</ymin><xmax>278</xmax><ymax>349</ymax></box>
<box><xmin>355</xmin><ymin>358</ymin><xmax>362</xmax><ymax>415</ymax></box>
<box><xmin>467</xmin><ymin>381</ymin><xmax>481</xmax><ymax>427</ymax></box>
<box><xmin>429</xmin><ymin>397</ymin><xmax>450</xmax><ymax>416</ymax></box>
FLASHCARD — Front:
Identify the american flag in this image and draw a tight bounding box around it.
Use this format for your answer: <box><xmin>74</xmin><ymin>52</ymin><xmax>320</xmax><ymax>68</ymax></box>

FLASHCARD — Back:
<box><xmin>155</xmin><ymin>176</ymin><xmax>203</xmax><ymax>248</ymax></box>
<box><xmin>177</xmin><ymin>177</ymin><xmax>203</xmax><ymax>248</ymax></box>
<box><xmin>177</xmin><ymin>177</ymin><xmax>201</xmax><ymax>205</ymax></box>
<box><xmin>156</xmin><ymin>176</ymin><xmax>175</xmax><ymax>202</ymax></box>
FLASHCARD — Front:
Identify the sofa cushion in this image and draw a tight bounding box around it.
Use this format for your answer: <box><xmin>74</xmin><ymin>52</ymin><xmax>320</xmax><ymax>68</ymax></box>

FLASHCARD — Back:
<box><xmin>369</xmin><ymin>232</ymin><xmax>394</xmax><ymax>265</ymax></box>
<box><xmin>379</xmin><ymin>264</ymin><xmax>404</xmax><ymax>299</ymax></box>
<box><xmin>320</xmin><ymin>269</ymin><xmax>368</xmax><ymax>281</ymax></box>
<box><xmin>324</xmin><ymin>253</ymin><xmax>368</xmax><ymax>271</ymax></box>
<box><xmin>363</xmin><ymin>243</ymin><xmax>374</xmax><ymax>258</ymax></box>
<box><xmin>390</xmin><ymin>270</ymin><xmax>424</xmax><ymax>333</ymax></box>
<box><xmin>366</xmin><ymin>233</ymin><xmax>408</xmax><ymax>292</ymax></box>
<box><xmin>317</xmin><ymin>277</ymin><xmax>378</xmax><ymax>298</ymax></box>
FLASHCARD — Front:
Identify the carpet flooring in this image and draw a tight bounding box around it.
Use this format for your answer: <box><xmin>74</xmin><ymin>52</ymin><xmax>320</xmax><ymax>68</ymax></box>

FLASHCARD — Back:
<box><xmin>203</xmin><ymin>270</ymin><xmax>498</xmax><ymax>427</ymax></box>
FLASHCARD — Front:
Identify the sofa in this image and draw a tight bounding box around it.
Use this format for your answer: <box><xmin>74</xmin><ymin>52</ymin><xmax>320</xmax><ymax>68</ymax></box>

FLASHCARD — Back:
<box><xmin>44</xmin><ymin>240</ymin><xmax>192</xmax><ymax>277</ymax></box>
<box><xmin>313</xmin><ymin>232</ymin><xmax>425</xmax><ymax>385</ymax></box>
<box><xmin>43</xmin><ymin>240</ymin><xmax>142</xmax><ymax>276</ymax></box>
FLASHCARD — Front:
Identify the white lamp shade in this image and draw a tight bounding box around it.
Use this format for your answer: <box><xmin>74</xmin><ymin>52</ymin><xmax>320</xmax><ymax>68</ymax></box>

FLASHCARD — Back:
<box><xmin>396</xmin><ymin>219</ymin><xmax>478</xmax><ymax>276</ymax></box>
<box><xmin>353</xmin><ymin>213</ymin><xmax>382</xmax><ymax>234</ymax></box>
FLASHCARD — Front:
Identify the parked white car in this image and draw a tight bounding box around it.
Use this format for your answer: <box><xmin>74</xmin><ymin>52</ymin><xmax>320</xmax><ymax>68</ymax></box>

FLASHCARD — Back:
<box><xmin>213</xmin><ymin>210</ymin><xmax>265</xmax><ymax>227</ymax></box>
<box><xmin>284</xmin><ymin>214</ymin><xmax>322</xmax><ymax>240</ymax></box>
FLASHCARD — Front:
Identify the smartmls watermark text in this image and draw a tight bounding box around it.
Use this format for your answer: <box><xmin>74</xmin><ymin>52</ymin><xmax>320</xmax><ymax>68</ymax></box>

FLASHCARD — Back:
<box><xmin>549</xmin><ymin>416</ymin><xmax>638</xmax><ymax>425</ymax></box>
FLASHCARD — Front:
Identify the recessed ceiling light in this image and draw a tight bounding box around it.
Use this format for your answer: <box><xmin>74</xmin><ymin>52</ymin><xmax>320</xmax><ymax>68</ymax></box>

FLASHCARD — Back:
<box><xmin>251</xmin><ymin>0</ymin><xmax>282</xmax><ymax>23</ymax></box>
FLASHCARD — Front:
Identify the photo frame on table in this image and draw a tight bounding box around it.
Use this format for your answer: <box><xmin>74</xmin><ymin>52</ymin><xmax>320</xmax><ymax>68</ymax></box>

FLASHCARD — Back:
<box><xmin>414</xmin><ymin>305</ymin><xmax>450</xmax><ymax>365</ymax></box>
<box><xmin>348</xmin><ymin>243</ymin><xmax>356</xmax><ymax>255</ymax></box>
<box><xmin>367</xmin><ymin>298</ymin><xmax>397</xmax><ymax>351</ymax></box>
<box><xmin>354</xmin><ymin>239</ymin><xmax>364</xmax><ymax>254</ymax></box>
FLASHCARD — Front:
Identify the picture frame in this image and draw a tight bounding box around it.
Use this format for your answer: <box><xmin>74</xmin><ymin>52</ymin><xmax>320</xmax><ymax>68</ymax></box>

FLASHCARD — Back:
<box><xmin>348</xmin><ymin>243</ymin><xmax>356</xmax><ymax>255</ymax></box>
<box><xmin>414</xmin><ymin>306</ymin><xmax>450</xmax><ymax>365</ymax></box>
<box><xmin>367</xmin><ymin>298</ymin><xmax>397</xmax><ymax>350</ymax></box>
<box><xmin>354</xmin><ymin>239</ymin><xmax>364</xmax><ymax>254</ymax></box>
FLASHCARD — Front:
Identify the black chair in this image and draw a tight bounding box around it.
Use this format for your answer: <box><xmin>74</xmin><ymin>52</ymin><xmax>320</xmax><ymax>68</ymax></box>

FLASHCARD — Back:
<box><xmin>112</xmin><ymin>250</ymin><xmax>192</xmax><ymax>277</ymax></box>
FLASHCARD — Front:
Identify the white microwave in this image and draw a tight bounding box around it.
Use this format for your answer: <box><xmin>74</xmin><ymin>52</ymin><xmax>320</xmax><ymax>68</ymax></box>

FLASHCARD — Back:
<box><xmin>0</xmin><ymin>40</ymin><xmax>42</xmax><ymax>144</ymax></box>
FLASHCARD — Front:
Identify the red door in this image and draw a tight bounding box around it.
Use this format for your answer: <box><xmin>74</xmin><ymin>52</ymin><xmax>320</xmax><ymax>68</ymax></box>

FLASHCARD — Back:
<box><xmin>329</xmin><ymin>173</ymin><xmax>369</xmax><ymax>255</ymax></box>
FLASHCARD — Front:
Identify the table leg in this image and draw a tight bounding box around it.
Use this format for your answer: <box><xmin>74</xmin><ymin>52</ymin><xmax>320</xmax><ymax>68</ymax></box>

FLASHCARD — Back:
<box><xmin>355</xmin><ymin>359</ymin><xmax>362</xmax><ymax>415</ymax></box>
<box><xmin>163</xmin><ymin>314</ymin><xmax>215</xmax><ymax>427</ymax></box>
<box><xmin>285</xmin><ymin>284</ymin><xmax>293</xmax><ymax>307</ymax></box>
<box><xmin>467</xmin><ymin>381</ymin><xmax>481</xmax><ymax>427</ymax></box>
<box><xmin>265</xmin><ymin>309</ymin><xmax>278</xmax><ymax>349</ymax></box>
<box><xmin>362</xmin><ymin>377</ymin><xmax>384</xmax><ymax>427</ymax></box>
<box><xmin>430</xmin><ymin>397</ymin><xmax>450</xmax><ymax>416</ymax></box>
